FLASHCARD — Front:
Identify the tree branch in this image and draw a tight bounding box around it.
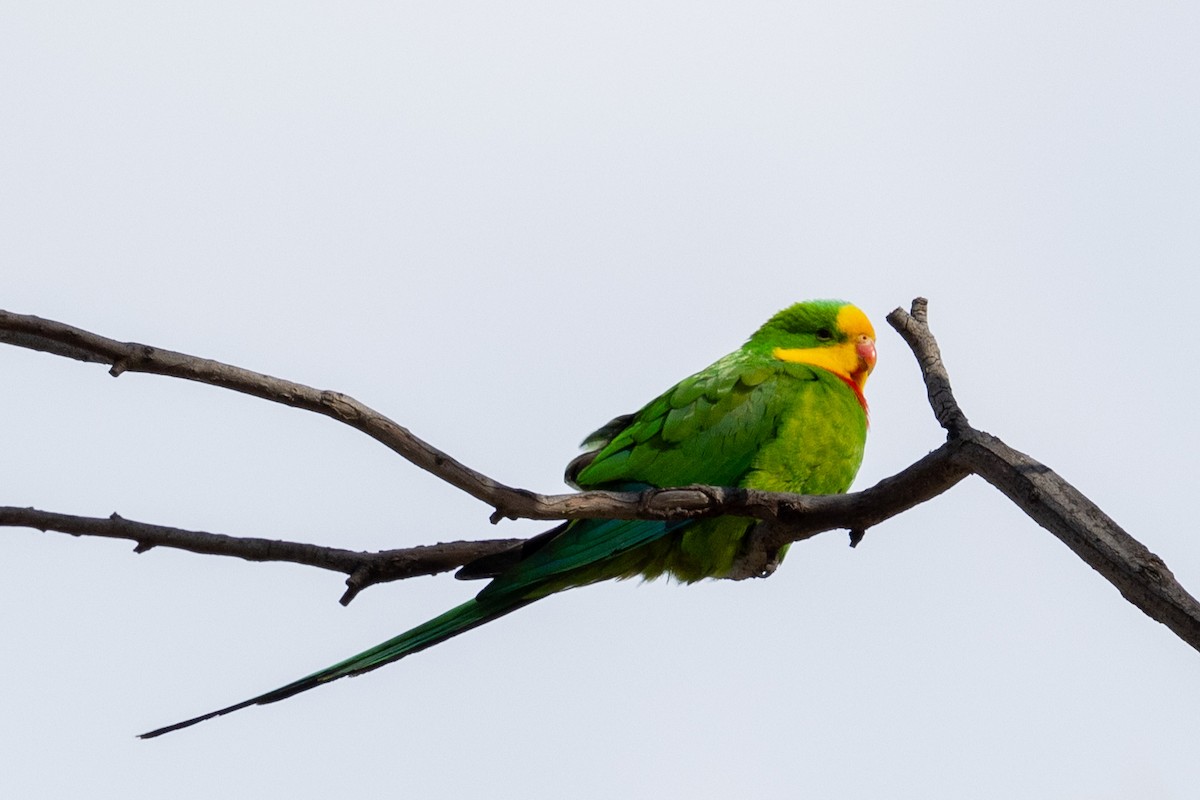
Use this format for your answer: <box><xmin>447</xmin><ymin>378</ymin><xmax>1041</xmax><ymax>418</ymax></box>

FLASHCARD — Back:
<box><xmin>0</xmin><ymin>309</ymin><xmax>524</xmax><ymax>513</ymax></box>
<box><xmin>955</xmin><ymin>431</ymin><xmax>1200</xmax><ymax>651</ymax></box>
<box><xmin>885</xmin><ymin>300</ymin><xmax>1200</xmax><ymax>652</ymax></box>
<box><xmin>886</xmin><ymin>297</ymin><xmax>971</xmax><ymax>436</ymax></box>
<box><xmin>0</xmin><ymin>506</ymin><xmax>524</xmax><ymax>605</ymax></box>
<box><xmin>0</xmin><ymin>439</ymin><xmax>971</xmax><ymax>603</ymax></box>
<box><xmin>3</xmin><ymin>301</ymin><xmax>1199</xmax><ymax>656</ymax></box>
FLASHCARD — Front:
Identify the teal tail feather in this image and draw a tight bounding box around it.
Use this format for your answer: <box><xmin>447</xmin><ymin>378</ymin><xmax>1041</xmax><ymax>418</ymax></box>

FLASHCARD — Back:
<box><xmin>138</xmin><ymin>596</ymin><xmax>531</xmax><ymax>738</ymax></box>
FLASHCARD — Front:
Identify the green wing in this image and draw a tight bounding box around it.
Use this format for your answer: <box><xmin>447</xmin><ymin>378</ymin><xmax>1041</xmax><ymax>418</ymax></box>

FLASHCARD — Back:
<box><xmin>568</xmin><ymin>350</ymin><xmax>788</xmax><ymax>490</ymax></box>
<box><xmin>568</xmin><ymin>349</ymin><xmax>866</xmax><ymax>495</ymax></box>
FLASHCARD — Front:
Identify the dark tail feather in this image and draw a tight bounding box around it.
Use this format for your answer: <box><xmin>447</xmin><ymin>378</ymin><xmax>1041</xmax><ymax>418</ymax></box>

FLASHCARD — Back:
<box><xmin>139</xmin><ymin>596</ymin><xmax>531</xmax><ymax>738</ymax></box>
<box><xmin>455</xmin><ymin>522</ymin><xmax>568</xmax><ymax>581</ymax></box>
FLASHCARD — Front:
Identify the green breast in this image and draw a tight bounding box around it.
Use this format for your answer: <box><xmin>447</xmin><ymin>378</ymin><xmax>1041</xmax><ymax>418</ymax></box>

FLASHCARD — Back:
<box><xmin>742</xmin><ymin>364</ymin><xmax>868</xmax><ymax>495</ymax></box>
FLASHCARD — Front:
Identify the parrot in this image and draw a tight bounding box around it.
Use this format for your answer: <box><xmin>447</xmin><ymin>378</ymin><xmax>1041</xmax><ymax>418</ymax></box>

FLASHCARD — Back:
<box><xmin>139</xmin><ymin>299</ymin><xmax>876</xmax><ymax>738</ymax></box>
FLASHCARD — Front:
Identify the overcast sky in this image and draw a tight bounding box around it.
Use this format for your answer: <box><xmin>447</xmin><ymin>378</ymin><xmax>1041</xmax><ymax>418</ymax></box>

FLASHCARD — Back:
<box><xmin>4</xmin><ymin>3</ymin><xmax>1200</xmax><ymax>798</ymax></box>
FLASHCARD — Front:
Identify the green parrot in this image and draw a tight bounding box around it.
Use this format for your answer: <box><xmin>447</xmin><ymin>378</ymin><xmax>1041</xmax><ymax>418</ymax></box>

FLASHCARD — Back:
<box><xmin>140</xmin><ymin>299</ymin><xmax>877</xmax><ymax>738</ymax></box>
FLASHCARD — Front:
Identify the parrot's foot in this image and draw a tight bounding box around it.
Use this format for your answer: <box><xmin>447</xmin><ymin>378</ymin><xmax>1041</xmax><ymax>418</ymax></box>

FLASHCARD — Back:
<box><xmin>727</xmin><ymin>524</ymin><xmax>784</xmax><ymax>580</ymax></box>
<box><xmin>726</xmin><ymin>555</ymin><xmax>781</xmax><ymax>581</ymax></box>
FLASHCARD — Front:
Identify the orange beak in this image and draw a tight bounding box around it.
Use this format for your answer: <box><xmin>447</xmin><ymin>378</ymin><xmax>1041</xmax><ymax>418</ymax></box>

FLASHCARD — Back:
<box><xmin>856</xmin><ymin>334</ymin><xmax>877</xmax><ymax>374</ymax></box>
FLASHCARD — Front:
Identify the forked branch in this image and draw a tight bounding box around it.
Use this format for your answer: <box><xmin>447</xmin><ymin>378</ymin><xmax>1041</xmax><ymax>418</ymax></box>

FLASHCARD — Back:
<box><xmin>2</xmin><ymin>302</ymin><xmax>1198</xmax><ymax>652</ymax></box>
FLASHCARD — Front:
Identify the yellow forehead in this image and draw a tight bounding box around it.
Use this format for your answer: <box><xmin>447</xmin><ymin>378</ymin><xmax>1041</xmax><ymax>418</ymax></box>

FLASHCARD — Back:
<box><xmin>837</xmin><ymin>304</ymin><xmax>875</xmax><ymax>339</ymax></box>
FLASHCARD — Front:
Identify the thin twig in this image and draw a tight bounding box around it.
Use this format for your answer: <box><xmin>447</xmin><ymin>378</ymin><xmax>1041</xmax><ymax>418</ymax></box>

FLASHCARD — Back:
<box><xmin>887</xmin><ymin>298</ymin><xmax>970</xmax><ymax>436</ymax></box>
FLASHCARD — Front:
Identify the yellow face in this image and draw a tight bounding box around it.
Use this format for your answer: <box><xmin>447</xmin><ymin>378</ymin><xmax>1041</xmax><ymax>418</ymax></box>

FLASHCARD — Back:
<box><xmin>772</xmin><ymin>304</ymin><xmax>877</xmax><ymax>392</ymax></box>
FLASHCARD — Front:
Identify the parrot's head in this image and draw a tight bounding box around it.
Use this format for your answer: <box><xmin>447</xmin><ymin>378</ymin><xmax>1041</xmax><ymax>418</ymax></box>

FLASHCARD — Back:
<box><xmin>752</xmin><ymin>300</ymin><xmax>877</xmax><ymax>395</ymax></box>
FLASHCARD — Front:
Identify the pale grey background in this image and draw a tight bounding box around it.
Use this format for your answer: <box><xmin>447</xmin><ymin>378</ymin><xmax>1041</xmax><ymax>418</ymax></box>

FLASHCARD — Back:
<box><xmin>3</xmin><ymin>3</ymin><xmax>1199</xmax><ymax>798</ymax></box>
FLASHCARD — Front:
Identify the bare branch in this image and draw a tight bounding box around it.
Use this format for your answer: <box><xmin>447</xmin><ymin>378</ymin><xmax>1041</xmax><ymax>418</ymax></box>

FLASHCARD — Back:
<box><xmin>886</xmin><ymin>298</ymin><xmax>971</xmax><ymax>436</ymax></box>
<box><xmin>4</xmin><ymin>301</ymin><xmax>1200</xmax><ymax>656</ymax></box>
<box><xmin>0</xmin><ymin>440</ymin><xmax>971</xmax><ymax>598</ymax></box>
<box><xmin>0</xmin><ymin>506</ymin><xmax>523</xmax><ymax>606</ymax></box>
<box><xmin>955</xmin><ymin>433</ymin><xmax>1200</xmax><ymax>652</ymax></box>
<box><xmin>883</xmin><ymin>300</ymin><xmax>1200</xmax><ymax>652</ymax></box>
<box><xmin>0</xmin><ymin>309</ymin><xmax>524</xmax><ymax>513</ymax></box>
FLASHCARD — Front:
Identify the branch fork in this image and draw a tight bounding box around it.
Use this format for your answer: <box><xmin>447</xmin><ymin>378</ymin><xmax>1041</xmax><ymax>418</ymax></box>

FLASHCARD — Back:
<box><xmin>2</xmin><ymin>301</ymin><xmax>1198</xmax><ymax>653</ymax></box>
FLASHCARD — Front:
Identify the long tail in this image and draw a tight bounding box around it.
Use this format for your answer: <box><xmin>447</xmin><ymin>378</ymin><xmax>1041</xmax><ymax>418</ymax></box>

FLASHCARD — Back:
<box><xmin>139</xmin><ymin>596</ymin><xmax>532</xmax><ymax>738</ymax></box>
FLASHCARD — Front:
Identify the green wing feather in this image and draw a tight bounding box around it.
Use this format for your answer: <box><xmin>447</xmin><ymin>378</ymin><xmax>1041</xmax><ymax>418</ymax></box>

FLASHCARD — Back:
<box><xmin>572</xmin><ymin>350</ymin><xmax>785</xmax><ymax>489</ymax></box>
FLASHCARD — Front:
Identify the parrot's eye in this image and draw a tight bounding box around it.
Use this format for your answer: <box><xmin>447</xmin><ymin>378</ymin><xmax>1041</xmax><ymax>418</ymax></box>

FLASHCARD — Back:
<box><xmin>815</xmin><ymin>328</ymin><xmax>834</xmax><ymax>342</ymax></box>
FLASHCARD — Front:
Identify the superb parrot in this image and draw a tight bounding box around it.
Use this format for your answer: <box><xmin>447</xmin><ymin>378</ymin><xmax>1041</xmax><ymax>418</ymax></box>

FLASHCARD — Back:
<box><xmin>141</xmin><ymin>299</ymin><xmax>876</xmax><ymax>738</ymax></box>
